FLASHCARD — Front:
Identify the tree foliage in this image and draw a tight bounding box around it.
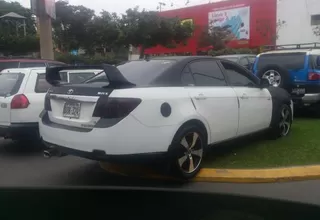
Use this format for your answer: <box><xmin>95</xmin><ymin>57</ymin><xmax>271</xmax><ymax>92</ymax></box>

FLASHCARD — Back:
<box><xmin>1</xmin><ymin>1</ymin><xmax>194</xmax><ymax>57</ymax></box>
<box><xmin>120</xmin><ymin>7</ymin><xmax>194</xmax><ymax>57</ymax></box>
<box><xmin>0</xmin><ymin>0</ymin><xmax>39</xmax><ymax>55</ymax></box>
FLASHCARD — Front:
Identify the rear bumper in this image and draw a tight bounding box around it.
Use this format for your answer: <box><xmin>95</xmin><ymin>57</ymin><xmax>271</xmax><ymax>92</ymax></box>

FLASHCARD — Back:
<box><xmin>43</xmin><ymin>141</ymin><xmax>168</xmax><ymax>164</ymax></box>
<box><xmin>292</xmin><ymin>93</ymin><xmax>320</xmax><ymax>105</ymax></box>
<box><xmin>0</xmin><ymin>123</ymin><xmax>38</xmax><ymax>138</ymax></box>
<box><xmin>39</xmin><ymin>111</ymin><xmax>177</xmax><ymax>156</ymax></box>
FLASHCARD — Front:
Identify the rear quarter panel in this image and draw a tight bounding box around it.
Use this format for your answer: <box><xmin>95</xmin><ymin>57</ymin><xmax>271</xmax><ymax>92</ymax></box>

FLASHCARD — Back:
<box><xmin>109</xmin><ymin>87</ymin><xmax>211</xmax><ymax>142</ymax></box>
<box><xmin>11</xmin><ymin>70</ymin><xmax>46</xmax><ymax>123</ymax></box>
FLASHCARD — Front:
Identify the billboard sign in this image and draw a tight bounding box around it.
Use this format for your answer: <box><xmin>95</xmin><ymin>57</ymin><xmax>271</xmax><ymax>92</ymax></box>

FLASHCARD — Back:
<box><xmin>208</xmin><ymin>5</ymin><xmax>250</xmax><ymax>42</ymax></box>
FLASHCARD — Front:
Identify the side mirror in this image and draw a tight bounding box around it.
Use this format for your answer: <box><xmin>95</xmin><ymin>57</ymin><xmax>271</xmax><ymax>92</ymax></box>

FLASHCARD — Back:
<box><xmin>260</xmin><ymin>78</ymin><xmax>270</xmax><ymax>88</ymax></box>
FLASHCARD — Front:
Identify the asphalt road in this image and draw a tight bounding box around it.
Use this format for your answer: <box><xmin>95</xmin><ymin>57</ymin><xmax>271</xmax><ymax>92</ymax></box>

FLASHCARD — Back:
<box><xmin>1</xmin><ymin>138</ymin><xmax>320</xmax><ymax>207</ymax></box>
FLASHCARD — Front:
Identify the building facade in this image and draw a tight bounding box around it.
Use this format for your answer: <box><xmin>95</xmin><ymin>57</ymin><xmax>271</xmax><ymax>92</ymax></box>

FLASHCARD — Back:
<box><xmin>144</xmin><ymin>0</ymin><xmax>277</xmax><ymax>55</ymax></box>
<box><xmin>277</xmin><ymin>0</ymin><xmax>320</xmax><ymax>46</ymax></box>
<box><xmin>131</xmin><ymin>0</ymin><xmax>320</xmax><ymax>57</ymax></box>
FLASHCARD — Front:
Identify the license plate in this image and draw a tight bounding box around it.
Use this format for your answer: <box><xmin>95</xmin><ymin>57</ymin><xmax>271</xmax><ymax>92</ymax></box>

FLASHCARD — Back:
<box><xmin>63</xmin><ymin>102</ymin><xmax>81</xmax><ymax>119</ymax></box>
<box><xmin>291</xmin><ymin>88</ymin><xmax>305</xmax><ymax>95</ymax></box>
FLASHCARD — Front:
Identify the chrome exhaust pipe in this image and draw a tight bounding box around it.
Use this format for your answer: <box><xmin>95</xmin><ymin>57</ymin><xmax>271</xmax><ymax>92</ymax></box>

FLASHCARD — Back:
<box><xmin>43</xmin><ymin>146</ymin><xmax>67</xmax><ymax>158</ymax></box>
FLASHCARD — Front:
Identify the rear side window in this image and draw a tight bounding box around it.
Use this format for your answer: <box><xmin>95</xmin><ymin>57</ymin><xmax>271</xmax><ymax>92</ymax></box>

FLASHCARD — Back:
<box><xmin>0</xmin><ymin>61</ymin><xmax>19</xmax><ymax>71</ymax></box>
<box><xmin>309</xmin><ymin>55</ymin><xmax>320</xmax><ymax>68</ymax></box>
<box><xmin>69</xmin><ymin>72</ymin><xmax>96</xmax><ymax>84</ymax></box>
<box><xmin>257</xmin><ymin>53</ymin><xmax>306</xmax><ymax>70</ymax></box>
<box><xmin>189</xmin><ymin>60</ymin><xmax>227</xmax><ymax>86</ymax></box>
<box><xmin>35</xmin><ymin>73</ymin><xmax>51</xmax><ymax>93</ymax></box>
<box><xmin>0</xmin><ymin>72</ymin><xmax>24</xmax><ymax>96</ymax></box>
<box><xmin>20</xmin><ymin>62</ymin><xmax>46</xmax><ymax>68</ymax></box>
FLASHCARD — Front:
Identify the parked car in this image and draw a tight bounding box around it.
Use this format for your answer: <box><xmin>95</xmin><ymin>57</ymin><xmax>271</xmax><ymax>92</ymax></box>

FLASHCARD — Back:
<box><xmin>0</xmin><ymin>58</ymin><xmax>66</xmax><ymax>71</ymax></box>
<box><xmin>0</xmin><ymin>67</ymin><xmax>101</xmax><ymax>144</ymax></box>
<box><xmin>253</xmin><ymin>44</ymin><xmax>320</xmax><ymax>111</ymax></box>
<box><xmin>39</xmin><ymin>57</ymin><xmax>293</xmax><ymax>180</ymax></box>
<box><xmin>215</xmin><ymin>54</ymin><xmax>256</xmax><ymax>70</ymax></box>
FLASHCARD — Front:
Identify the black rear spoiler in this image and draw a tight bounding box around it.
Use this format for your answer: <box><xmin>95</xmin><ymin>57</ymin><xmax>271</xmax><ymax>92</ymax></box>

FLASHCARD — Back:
<box><xmin>45</xmin><ymin>64</ymin><xmax>135</xmax><ymax>87</ymax></box>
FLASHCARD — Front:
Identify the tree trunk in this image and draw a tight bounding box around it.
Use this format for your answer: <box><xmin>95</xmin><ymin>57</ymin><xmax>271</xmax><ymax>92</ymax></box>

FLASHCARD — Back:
<box><xmin>139</xmin><ymin>45</ymin><xmax>145</xmax><ymax>59</ymax></box>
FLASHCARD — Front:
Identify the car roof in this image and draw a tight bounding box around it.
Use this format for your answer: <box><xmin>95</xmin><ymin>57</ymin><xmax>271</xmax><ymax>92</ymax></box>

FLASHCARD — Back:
<box><xmin>0</xmin><ymin>67</ymin><xmax>46</xmax><ymax>73</ymax></box>
<box><xmin>216</xmin><ymin>54</ymin><xmax>256</xmax><ymax>58</ymax></box>
<box><xmin>259</xmin><ymin>49</ymin><xmax>320</xmax><ymax>56</ymax></box>
<box><xmin>0</xmin><ymin>58</ymin><xmax>64</xmax><ymax>63</ymax></box>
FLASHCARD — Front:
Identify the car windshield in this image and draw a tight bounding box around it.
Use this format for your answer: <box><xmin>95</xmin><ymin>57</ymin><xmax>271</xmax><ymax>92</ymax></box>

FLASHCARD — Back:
<box><xmin>0</xmin><ymin>61</ymin><xmax>19</xmax><ymax>71</ymax></box>
<box><xmin>69</xmin><ymin>72</ymin><xmax>96</xmax><ymax>83</ymax></box>
<box><xmin>0</xmin><ymin>72</ymin><xmax>24</xmax><ymax>96</ymax></box>
<box><xmin>85</xmin><ymin>60</ymin><xmax>176</xmax><ymax>86</ymax></box>
<box><xmin>257</xmin><ymin>52</ymin><xmax>306</xmax><ymax>70</ymax></box>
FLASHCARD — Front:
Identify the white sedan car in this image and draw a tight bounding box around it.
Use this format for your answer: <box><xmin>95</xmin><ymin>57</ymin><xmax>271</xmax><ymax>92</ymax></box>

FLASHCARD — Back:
<box><xmin>39</xmin><ymin>57</ymin><xmax>293</xmax><ymax>179</ymax></box>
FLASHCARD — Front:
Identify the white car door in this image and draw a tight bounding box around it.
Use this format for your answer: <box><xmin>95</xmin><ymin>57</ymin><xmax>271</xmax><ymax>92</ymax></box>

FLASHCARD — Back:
<box><xmin>183</xmin><ymin>60</ymin><xmax>239</xmax><ymax>144</ymax></box>
<box><xmin>220</xmin><ymin>60</ymin><xmax>272</xmax><ymax>136</ymax></box>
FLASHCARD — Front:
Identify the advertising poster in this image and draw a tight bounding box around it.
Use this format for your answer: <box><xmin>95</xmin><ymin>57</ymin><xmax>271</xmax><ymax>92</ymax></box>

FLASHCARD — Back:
<box><xmin>208</xmin><ymin>6</ymin><xmax>250</xmax><ymax>41</ymax></box>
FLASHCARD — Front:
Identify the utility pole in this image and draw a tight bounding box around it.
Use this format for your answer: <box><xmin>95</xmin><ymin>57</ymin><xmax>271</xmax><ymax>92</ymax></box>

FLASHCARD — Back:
<box><xmin>157</xmin><ymin>2</ymin><xmax>166</xmax><ymax>12</ymax></box>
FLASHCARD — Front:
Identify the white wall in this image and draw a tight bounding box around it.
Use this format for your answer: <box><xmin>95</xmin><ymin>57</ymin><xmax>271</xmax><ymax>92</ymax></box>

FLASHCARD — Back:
<box><xmin>277</xmin><ymin>0</ymin><xmax>320</xmax><ymax>45</ymax></box>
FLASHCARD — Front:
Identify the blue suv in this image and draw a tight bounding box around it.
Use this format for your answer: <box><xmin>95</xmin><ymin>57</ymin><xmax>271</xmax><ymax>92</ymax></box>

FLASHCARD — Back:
<box><xmin>253</xmin><ymin>45</ymin><xmax>320</xmax><ymax>110</ymax></box>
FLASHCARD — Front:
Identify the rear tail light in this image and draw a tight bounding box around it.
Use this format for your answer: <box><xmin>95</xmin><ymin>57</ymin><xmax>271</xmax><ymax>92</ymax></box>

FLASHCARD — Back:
<box><xmin>44</xmin><ymin>93</ymin><xmax>52</xmax><ymax>111</ymax></box>
<box><xmin>11</xmin><ymin>94</ymin><xmax>30</xmax><ymax>109</ymax></box>
<box><xmin>308</xmin><ymin>72</ymin><xmax>320</xmax><ymax>80</ymax></box>
<box><xmin>93</xmin><ymin>97</ymin><xmax>141</xmax><ymax>118</ymax></box>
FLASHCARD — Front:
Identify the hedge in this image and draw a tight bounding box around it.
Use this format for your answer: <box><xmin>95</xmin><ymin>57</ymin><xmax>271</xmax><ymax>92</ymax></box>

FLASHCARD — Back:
<box><xmin>54</xmin><ymin>52</ymin><xmax>128</xmax><ymax>65</ymax></box>
<box><xmin>209</xmin><ymin>48</ymin><xmax>258</xmax><ymax>56</ymax></box>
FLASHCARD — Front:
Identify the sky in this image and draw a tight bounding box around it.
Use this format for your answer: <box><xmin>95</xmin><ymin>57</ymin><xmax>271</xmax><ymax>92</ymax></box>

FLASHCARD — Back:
<box><xmin>9</xmin><ymin>0</ymin><xmax>221</xmax><ymax>15</ymax></box>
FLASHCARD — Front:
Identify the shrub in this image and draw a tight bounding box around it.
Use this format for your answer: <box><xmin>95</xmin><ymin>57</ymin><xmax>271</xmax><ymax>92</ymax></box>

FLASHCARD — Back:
<box><xmin>209</xmin><ymin>48</ymin><xmax>257</xmax><ymax>56</ymax></box>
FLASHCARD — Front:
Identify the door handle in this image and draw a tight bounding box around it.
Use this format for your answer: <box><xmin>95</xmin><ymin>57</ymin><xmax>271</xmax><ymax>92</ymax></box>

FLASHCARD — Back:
<box><xmin>195</xmin><ymin>93</ymin><xmax>207</xmax><ymax>100</ymax></box>
<box><xmin>240</xmin><ymin>93</ymin><xmax>249</xmax><ymax>99</ymax></box>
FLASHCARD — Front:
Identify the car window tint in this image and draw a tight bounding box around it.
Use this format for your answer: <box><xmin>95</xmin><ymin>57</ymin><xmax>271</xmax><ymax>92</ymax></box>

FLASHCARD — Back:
<box><xmin>181</xmin><ymin>67</ymin><xmax>195</xmax><ymax>86</ymax></box>
<box><xmin>35</xmin><ymin>73</ymin><xmax>51</xmax><ymax>93</ymax></box>
<box><xmin>189</xmin><ymin>60</ymin><xmax>227</xmax><ymax>86</ymax></box>
<box><xmin>257</xmin><ymin>53</ymin><xmax>306</xmax><ymax>70</ymax></box>
<box><xmin>20</xmin><ymin>62</ymin><xmax>46</xmax><ymax>68</ymax></box>
<box><xmin>239</xmin><ymin>58</ymin><xmax>249</xmax><ymax>66</ymax></box>
<box><xmin>0</xmin><ymin>61</ymin><xmax>19</xmax><ymax>71</ymax></box>
<box><xmin>69</xmin><ymin>72</ymin><xmax>96</xmax><ymax>83</ymax></box>
<box><xmin>221</xmin><ymin>61</ymin><xmax>256</xmax><ymax>87</ymax></box>
<box><xmin>0</xmin><ymin>73</ymin><xmax>24</xmax><ymax>96</ymax></box>
<box><xmin>248</xmin><ymin>56</ymin><xmax>256</xmax><ymax>63</ymax></box>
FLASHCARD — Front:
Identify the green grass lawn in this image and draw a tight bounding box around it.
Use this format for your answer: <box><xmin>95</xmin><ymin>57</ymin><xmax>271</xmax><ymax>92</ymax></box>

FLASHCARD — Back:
<box><xmin>202</xmin><ymin>118</ymin><xmax>320</xmax><ymax>169</ymax></box>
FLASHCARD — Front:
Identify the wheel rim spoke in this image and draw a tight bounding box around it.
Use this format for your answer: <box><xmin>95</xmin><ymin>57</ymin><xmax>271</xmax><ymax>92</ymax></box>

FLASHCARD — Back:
<box><xmin>190</xmin><ymin>132</ymin><xmax>199</xmax><ymax>149</ymax></box>
<box><xmin>178</xmin><ymin>155</ymin><xmax>188</xmax><ymax>167</ymax></box>
<box><xmin>188</xmin><ymin>155</ymin><xmax>195</xmax><ymax>172</ymax></box>
<box><xmin>191</xmin><ymin>148</ymin><xmax>203</xmax><ymax>157</ymax></box>
<box><xmin>180</xmin><ymin>137</ymin><xmax>189</xmax><ymax>149</ymax></box>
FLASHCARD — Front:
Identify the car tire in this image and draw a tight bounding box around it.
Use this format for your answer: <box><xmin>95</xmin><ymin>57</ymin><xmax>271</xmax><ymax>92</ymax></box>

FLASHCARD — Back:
<box><xmin>268</xmin><ymin>104</ymin><xmax>292</xmax><ymax>140</ymax></box>
<box><xmin>257</xmin><ymin>65</ymin><xmax>291</xmax><ymax>90</ymax></box>
<box><xmin>168</xmin><ymin>124</ymin><xmax>207</xmax><ymax>180</ymax></box>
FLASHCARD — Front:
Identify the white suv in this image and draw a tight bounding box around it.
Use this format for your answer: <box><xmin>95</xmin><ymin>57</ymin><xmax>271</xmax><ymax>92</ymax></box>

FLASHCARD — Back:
<box><xmin>0</xmin><ymin>67</ymin><xmax>100</xmax><ymax>143</ymax></box>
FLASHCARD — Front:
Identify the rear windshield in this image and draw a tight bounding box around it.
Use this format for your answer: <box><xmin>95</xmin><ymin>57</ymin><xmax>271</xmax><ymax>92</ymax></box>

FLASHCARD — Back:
<box><xmin>0</xmin><ymin>72</ymin><xmax>24</xmax><ymax>96</ymax></box>
<box><xmin>69</xmin><ymin>72</ymin><xmax>96</xmax><ymax>84</ymax></box>
<box><xmin>257</xmin><ymin>53</ymin><xmax>306</xmax><ymax>70</ymax></box>
<box><xmin>86</xmin><ymin>60</ymin><xmax>176</xmax><ymax>86</ymax></box>
<box><xmin>0</xmin><ymin>61</ymin><xmax>19</xmax><ymax>71</ymax></box>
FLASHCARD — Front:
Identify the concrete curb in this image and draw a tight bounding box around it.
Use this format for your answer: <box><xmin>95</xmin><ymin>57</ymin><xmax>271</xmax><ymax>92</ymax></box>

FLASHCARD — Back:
<box><xmin>100</xmin><ymin>162</ymin><xmax>320</xmax><ymax>183</ymax></box>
